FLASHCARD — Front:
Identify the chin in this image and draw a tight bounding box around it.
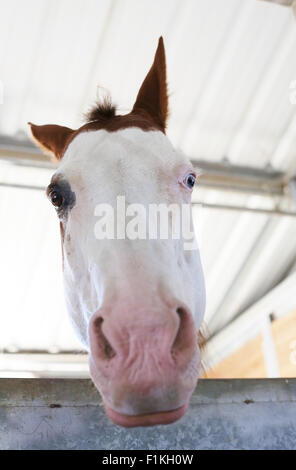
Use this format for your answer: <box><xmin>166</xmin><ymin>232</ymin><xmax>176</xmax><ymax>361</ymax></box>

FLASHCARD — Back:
<box><xmin>103</xmin><ymin>401</ymin><xmax>189</xmax><ymax>428</ymax></box>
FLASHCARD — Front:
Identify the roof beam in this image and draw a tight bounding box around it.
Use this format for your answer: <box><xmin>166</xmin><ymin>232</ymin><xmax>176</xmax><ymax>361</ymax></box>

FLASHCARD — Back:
<box><xmin>260</xmin><ymin>0</ymin><xmax>293</xmax><ymax>6</ymax></box>
<box><xmin>191</xmin><ymin>159</ymin><xmax>285</xmax><ymax>196</ymax></box>
<box><xmin>0</xmin><ymin>135</ymin><xmax>288</xmax><ymax>196</ymax></box>
<box><xmin>0</xmin><ymin>135</ymin><xmax>53</xmax><ymax>168</ymax></box>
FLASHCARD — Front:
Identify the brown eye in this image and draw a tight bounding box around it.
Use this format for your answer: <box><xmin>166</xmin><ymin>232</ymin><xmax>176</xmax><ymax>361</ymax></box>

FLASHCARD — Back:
<box><xmin>50</xmin><ymin>190</ymin><xmax>63</xmax><ymax>208</ymax></box>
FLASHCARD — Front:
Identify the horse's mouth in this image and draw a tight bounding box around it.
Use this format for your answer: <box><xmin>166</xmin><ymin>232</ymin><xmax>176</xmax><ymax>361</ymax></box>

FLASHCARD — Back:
<box><xmin>104</xmin><ymin>402</ymin><xmax>188</xmax><ymax>427</ymax></box>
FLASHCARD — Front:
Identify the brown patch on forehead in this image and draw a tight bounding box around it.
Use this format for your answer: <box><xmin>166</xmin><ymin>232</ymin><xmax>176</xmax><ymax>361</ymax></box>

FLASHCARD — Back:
<box><xmin>62</xmin><ymin>110</ymin><xmax>161</xmax><ymax>159</ymax></box>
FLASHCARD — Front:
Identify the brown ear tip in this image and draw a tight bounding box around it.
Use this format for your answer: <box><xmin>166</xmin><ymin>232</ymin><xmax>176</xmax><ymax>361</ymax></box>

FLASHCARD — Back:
<box><xmin>28</xmin><ymin>122</ymin><xmax>38</xmax><ymax>138</ymax></box>
<box><xmin>158</xmin><ymin>36</ymin><xmax>164</xmax><ymax>47</ymax></box>
<box><xmin>156</xmin><ymin>37</ymin><xmax>166</xmax><ymax>62</ymax></box>
<box><xmin>28</xmin><ymin>122</ymin><xmax>41</xmax><ymax>142</ymax></box>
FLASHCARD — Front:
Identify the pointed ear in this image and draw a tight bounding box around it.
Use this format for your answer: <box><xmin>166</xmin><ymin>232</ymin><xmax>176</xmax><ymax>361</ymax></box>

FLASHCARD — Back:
<box><xmin>28</xmin><ymin>122</ymin><xmax>75</xmax><ymax>160</ymax></box>
<box><xmin>132</xmin><ymin>37</ymin><xmax>168</xmax><ymax>133</ymax></box>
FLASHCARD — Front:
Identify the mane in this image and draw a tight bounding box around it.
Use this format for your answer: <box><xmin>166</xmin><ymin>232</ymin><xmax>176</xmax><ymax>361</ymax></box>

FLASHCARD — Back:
<box><xmin>84</xmin><ymin>97</ymin><xmax>117</xmax><ymax>123</ymax></box>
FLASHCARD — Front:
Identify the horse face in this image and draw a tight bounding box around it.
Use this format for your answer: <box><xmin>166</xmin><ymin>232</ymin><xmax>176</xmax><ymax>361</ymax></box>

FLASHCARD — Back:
<box><xmin>29</xmin><ymin>38</ymin><xmax>206</xmax><ymax>427</ymax></box>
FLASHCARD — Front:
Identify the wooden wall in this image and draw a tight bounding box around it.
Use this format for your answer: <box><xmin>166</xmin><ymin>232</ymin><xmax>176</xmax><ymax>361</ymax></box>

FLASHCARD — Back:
<box><xmin>204</xmin><ymin>310</ymin><xmax>296</xmax><ymax>378</ymax></box>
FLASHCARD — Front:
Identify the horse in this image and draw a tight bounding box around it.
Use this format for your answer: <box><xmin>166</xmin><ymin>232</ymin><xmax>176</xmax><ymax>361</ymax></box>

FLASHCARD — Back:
<box><xmin>29</xmin><ymin>37</ymin><xmax>206</xmax><ymax>428</ymax></box>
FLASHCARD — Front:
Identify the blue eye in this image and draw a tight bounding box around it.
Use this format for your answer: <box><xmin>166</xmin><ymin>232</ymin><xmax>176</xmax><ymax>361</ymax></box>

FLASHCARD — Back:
<box><xmin>184</xmin><ymin>173</ymin><xmax>196</xmax><ymax>189</ymax></box>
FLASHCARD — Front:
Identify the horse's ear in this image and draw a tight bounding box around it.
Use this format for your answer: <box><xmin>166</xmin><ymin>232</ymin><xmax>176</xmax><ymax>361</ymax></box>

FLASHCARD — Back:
<box><xmin>132</xmin><ymin>37</ymin><xmax>168</xmax><ymax>133</ymax></box>
<box><xmin>28</xmin><ymin>123</ymin><xmax>75</xmax><ymax>160</ymax></box>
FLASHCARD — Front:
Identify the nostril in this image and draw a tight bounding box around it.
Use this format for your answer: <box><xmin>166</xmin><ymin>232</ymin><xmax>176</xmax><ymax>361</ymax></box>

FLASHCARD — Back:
<box><xmin>171</xmin><ymin>307</ymin><xmax>194</xmax><ymax>360</ymax></box>
<box><xmin>92</xmin><ymin>317</ymin><xmax>116</xmax><ymax>360</ymax></box>
<box><xmin>176</xmin><ymin>307</ymin><xmax>185</xmax><ymax>316</ymax></box>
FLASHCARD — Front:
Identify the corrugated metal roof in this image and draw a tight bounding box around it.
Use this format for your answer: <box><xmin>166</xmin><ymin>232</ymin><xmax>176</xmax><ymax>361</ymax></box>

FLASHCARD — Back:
<box><xmin>1</xmin><ymin>0</ymin><xmax>296</xmax><ymax>354</ymax></box>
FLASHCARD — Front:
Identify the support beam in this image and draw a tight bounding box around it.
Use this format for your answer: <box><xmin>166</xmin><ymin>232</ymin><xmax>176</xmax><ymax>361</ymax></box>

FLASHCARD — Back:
<box><xmin>1</xmin><ymin>181</ymin><xmax>295</xmax><ymax>216</ymax></box>
<box><xmin>1</xmin><ymin>135</ymin><xmax>295</xmax><ymax>216</ymax></box>
<box><xmin>260</xmin><ymin>0</ymin><xmax>293</xmax><ymax>6</ymax></box>
<box><xmin>289</xmin><ymin>177</ymin><xmax>296</xmax><ymax>208</ymax></box>
<box><xmin>191</xmin><ymin>159</ymin><xmax>285</xmax><ymax>196</ymax></box>
<box><xmin>260</xmin><ymin>315</ymin><xmax>280</xmax><ymax>377</ymax></box>
<box><xmin>0</xmin><ymin>135</ymin><xmax>287</xmax><ymax>195</ymax></box>
<box><xmin>0</xmin><ymin>353</ymin><xmax>88</xmax><ymax>379</ymax></box>
<box><xmin>0</xmin><ymin>135</ymin><xmax>53</xmax><ymax>168</ymax></box>
<box><xmin>192</xmin><ymin>201</ymin><xmax>296</xmax><ymax>218</ymax></box>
